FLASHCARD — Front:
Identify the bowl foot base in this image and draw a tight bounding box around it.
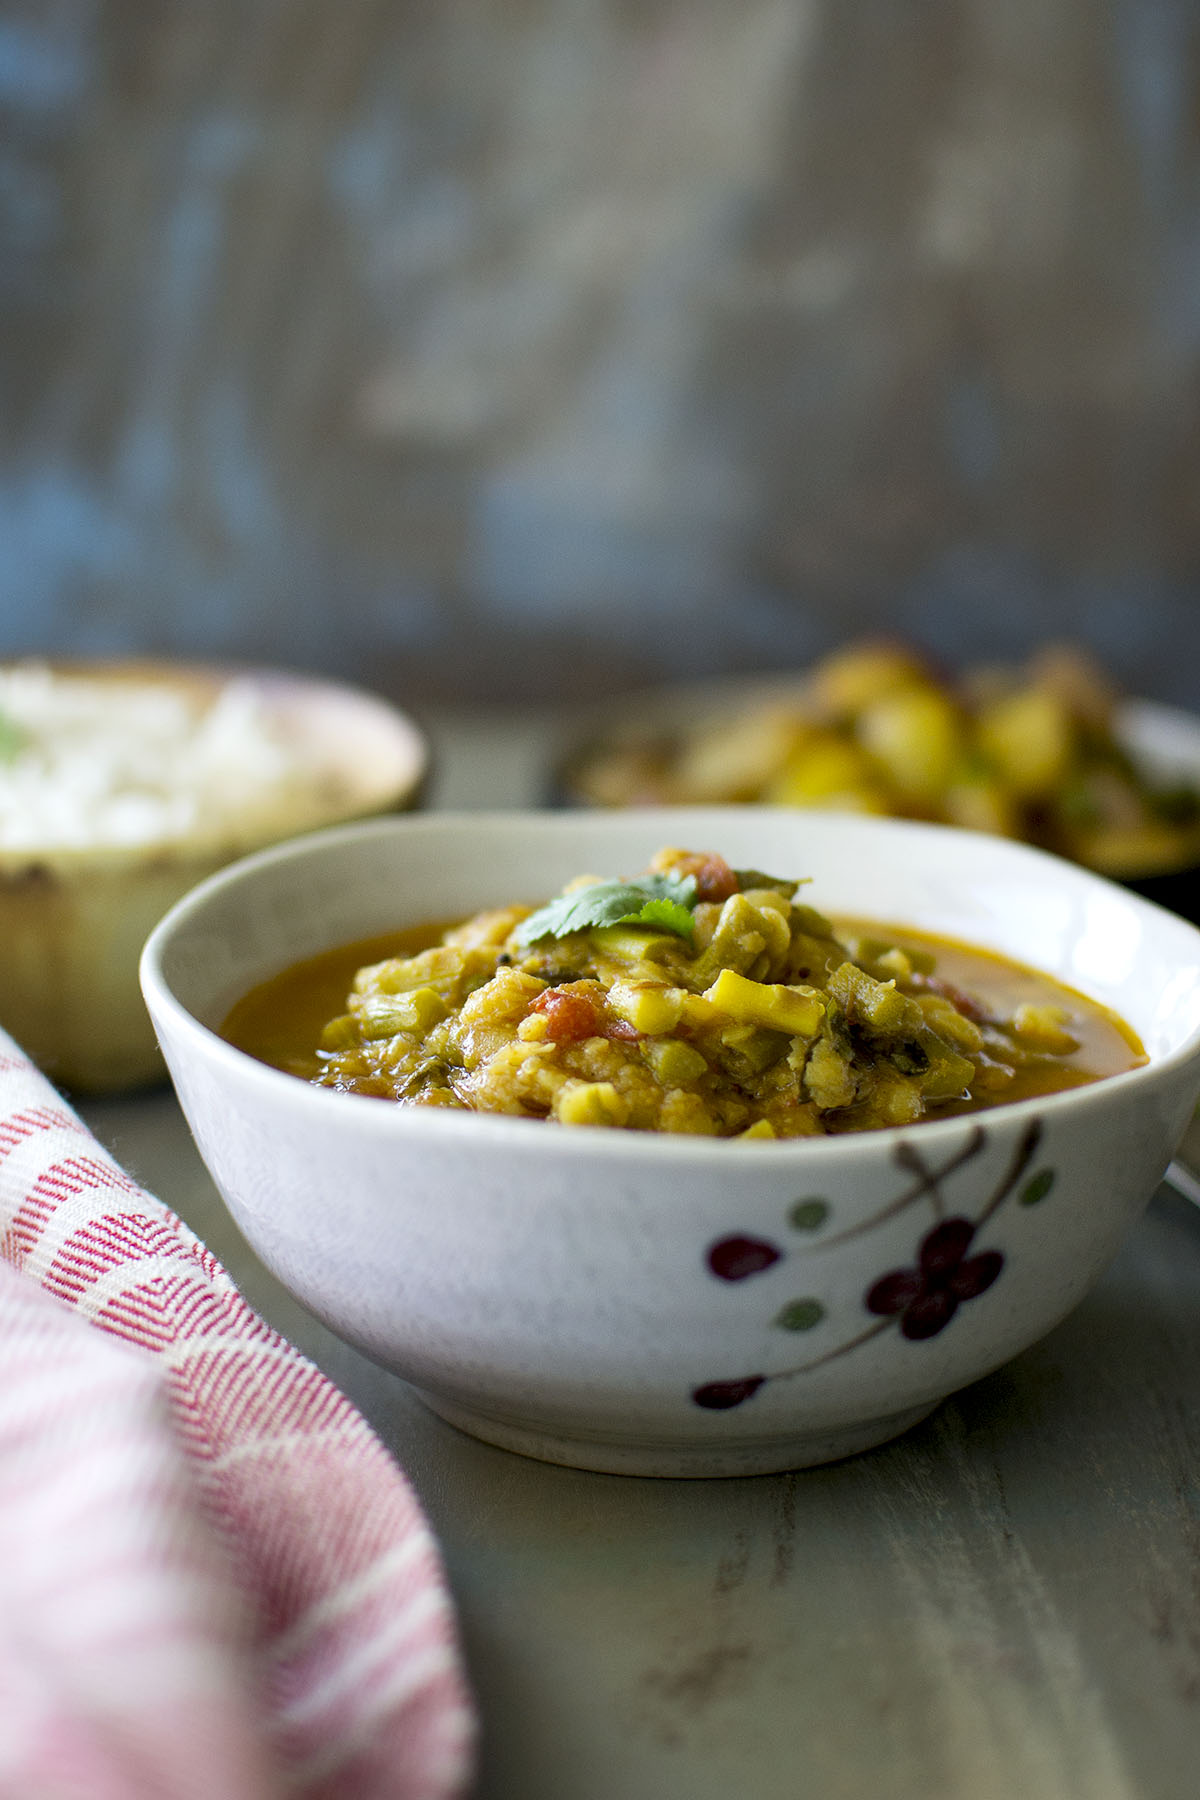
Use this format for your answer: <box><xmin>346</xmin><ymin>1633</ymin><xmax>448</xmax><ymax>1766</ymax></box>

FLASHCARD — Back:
<box><xmin>413</xmin><ymin>1391</ymin><xmax>941</xmax><ymax>1478</ymax></box>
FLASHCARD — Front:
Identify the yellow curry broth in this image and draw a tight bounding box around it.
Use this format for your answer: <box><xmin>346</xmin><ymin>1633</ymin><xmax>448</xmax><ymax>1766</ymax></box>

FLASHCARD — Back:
<box><xmin>222</xmin><ymin>851</ymin><xmax>1144</xmax><ymax>1137</ymax></box>
<box><xmin>222</xmin><ymin>921</ymin><xmax>447</xmax><ymax>1083</ymax></box>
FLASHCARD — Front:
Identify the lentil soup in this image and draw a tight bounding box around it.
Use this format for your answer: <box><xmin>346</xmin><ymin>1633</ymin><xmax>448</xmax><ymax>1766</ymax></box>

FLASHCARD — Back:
<box><xmin>222</xmin><ymin>847</ymin><xmax>1144</xmax><ymax>1138</ymax></box>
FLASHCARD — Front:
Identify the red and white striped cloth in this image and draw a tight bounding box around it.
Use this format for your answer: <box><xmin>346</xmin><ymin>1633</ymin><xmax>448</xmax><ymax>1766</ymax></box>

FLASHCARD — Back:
<box><xmin>0</xmin><ymin>1029</ymin><xmax>476</xmax><ymax>1800</ymax></box>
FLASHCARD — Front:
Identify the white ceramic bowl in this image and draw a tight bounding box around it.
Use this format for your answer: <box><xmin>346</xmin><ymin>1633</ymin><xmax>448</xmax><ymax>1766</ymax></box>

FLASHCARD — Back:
<box><xmin>141</xmin><ymin>808</ymin><xmax>1200</xmax><ymax>1477</ymax></box>
<box><xmin>0</xmin><ymin>659</ymin><xmax>429</xmax><ymax>1094</ymax></box>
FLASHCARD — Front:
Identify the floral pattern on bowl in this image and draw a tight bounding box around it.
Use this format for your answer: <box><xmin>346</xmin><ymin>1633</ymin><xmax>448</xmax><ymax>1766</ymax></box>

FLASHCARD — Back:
<box><xmin>693</xmin><ymin>1117</ymin><xmax>1053</xmax><ymax>1410</ymax></box>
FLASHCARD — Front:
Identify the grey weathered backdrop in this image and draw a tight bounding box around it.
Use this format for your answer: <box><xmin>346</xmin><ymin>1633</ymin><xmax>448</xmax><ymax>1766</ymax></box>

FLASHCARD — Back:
<box><xmin>2</xmin><ymin>0</ymin><xmax>1198</xmax><ymax>706</ymax></box>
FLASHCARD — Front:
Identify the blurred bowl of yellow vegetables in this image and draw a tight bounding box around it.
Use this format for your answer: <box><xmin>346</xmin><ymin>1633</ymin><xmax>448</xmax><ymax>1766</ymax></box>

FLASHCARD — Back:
<box><xmin>558</xmin><ymin>643</ymin><xmax>1200</xmax><ymax>919</ymax></box>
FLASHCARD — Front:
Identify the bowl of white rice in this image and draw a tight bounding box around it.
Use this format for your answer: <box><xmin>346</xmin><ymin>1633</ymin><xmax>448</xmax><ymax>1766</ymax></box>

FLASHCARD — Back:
<box><xmin>0</xmin><ymin>659</ymin><xmax>429</xmax><ymax>1093</ymax></box>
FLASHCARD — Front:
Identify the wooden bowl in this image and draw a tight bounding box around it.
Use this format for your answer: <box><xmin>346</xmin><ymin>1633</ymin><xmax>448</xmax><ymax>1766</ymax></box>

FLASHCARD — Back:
<box><xmin>0</xmin><ymin>660</ymin><xmax>429</xmax><ymax>1094</ymax></box>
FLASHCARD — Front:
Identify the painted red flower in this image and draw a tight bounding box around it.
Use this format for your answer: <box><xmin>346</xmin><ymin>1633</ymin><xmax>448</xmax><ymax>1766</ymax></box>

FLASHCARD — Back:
<box><xmin>706</xmin><ymin>1234</ymin><xmax>782</xmax><ymax>1281</ymax></box>
<box><xmin>691</xmin><ymin>1375</ymin><xmax>767</xmax><ymax>1410</ymax></box>
<box><xmin>865</xmin><ymin>1216</ymin><xmax>1003</xmax><ymax>1340</ymax></box>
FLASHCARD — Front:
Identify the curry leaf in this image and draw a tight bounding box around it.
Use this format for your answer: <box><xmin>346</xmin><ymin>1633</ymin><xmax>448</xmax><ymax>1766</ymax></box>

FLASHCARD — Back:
<box><xmin>733</xmin><ymin>867</ymin><xmax>799</xmax><ymax>897</ymax></box>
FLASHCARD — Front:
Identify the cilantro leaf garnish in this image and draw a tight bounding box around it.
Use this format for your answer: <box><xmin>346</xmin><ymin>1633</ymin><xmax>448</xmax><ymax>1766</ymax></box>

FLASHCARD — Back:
<box><xmin>513</xmin><ymin>872</ymin><xmax>698</xmax><ymax>946</ymax></box>
<box><xmin>623</xmin><ymin>895</ymin><xmax>697</xmax><ymax>934</ymax></box>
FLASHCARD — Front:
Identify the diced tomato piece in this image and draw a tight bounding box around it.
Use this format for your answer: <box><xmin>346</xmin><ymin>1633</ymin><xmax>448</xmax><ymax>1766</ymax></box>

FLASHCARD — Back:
<box><xmin>668</xmin><ymin>851</ymin><xmax>739</xmax><ymax>903</ymax></box>
<box><xmin>529</xmin><ymin>986</ymin><xmax>606</xmax><ymax>1042</ymax></box>
<box><xmin>915</xmin><ymin>973</ymin><xmax>991</xmax><ymax>1024</ymax></box>
<box><xmin>694</xmin><ymin>854</ymin><xmax>739</xmax><ymax>903</ymax></box>
<box><xmin>604</xmin><ymin>1018</ymin><xmax>642</xmax><ymax>1042</ymax></box>
<box><xmin>528</xmin><ymin>984</ymin><xmax>643</xmax><ymax>1043</ymax></box>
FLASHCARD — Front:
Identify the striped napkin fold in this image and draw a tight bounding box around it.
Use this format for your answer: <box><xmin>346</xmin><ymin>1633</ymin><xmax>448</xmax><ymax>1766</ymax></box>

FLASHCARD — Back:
<box><xmin>0</xmin><ymin>1030</ymin><xmax>476</xmax><ymax>1800</ymax></box>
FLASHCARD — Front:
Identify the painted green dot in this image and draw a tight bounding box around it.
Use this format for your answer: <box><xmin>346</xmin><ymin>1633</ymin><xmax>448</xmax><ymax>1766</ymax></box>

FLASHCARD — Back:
<box><xmin>1020</xmin><ymin>1168</ymin><xmax>1056</xmax><ymax>1206</ymax></box>
<box><xmin>788</xmin><ymin>1197</ymin><xmax>830</xmax><ymax>1232</ymax></box>
<box><xmin>774</xmin><ymin>1297</ymin><xmax>826</xmax><ymax>1332</ymax></box>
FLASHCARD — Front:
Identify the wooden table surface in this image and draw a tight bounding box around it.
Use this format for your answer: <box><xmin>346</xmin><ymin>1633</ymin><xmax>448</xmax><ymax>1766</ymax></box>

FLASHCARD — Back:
<box><xmin>80</xmin><ymin>707</ymin><xmax>1200</xmax><ymax>1800</ymax></box>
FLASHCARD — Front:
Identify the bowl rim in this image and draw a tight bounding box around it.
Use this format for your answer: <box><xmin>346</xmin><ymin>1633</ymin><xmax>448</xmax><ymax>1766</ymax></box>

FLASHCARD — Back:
<box><xmin>140</xmin><ymin>806</ymin><xmax>1200</xmax><ymax>1166</ymax></box>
